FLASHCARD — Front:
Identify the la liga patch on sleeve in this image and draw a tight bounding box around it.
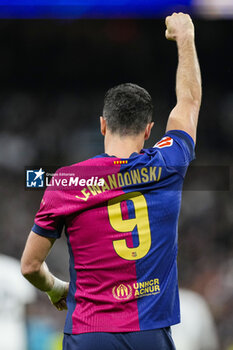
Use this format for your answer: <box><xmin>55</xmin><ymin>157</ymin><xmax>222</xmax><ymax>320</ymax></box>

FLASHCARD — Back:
<box><xmin>154</xmin><ymin>137</ymin><xmax>173</xmax><ymax>148</ymax></box>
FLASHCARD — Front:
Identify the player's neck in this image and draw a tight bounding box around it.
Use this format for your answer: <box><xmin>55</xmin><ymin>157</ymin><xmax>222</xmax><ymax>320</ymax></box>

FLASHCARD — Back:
<box><xmin>104</xmin><ymin>133</ymin><xmax>144</xmax><ymax>158</ymax></box>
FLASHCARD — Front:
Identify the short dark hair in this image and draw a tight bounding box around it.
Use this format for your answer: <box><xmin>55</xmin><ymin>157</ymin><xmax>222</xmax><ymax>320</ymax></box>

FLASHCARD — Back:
<box><xmin>103</xmin><ymin>83</ymin><xmax>153</xmax><ymax>135</ymax></box>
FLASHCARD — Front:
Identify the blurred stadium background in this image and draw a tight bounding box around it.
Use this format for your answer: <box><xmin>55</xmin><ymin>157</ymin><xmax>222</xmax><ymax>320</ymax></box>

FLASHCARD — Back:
<box><xmin>0</xmin><ymin>1</ymin><xmax>232</xmax><ymax>349</ymax></box>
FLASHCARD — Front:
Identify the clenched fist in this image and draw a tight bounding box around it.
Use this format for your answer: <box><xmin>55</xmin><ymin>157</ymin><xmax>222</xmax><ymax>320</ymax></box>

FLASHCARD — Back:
<box><xmin>165</xmin><ymin>13</ymin><xmax>194</xmax><ymax>42</ymax></box>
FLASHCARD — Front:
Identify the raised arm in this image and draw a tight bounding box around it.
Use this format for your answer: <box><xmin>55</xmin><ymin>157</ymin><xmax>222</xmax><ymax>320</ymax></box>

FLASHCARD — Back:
<box><xmin>165</xmin><ymin>13</ymin><xmax>202</xmax><ymax>144</ymax></box>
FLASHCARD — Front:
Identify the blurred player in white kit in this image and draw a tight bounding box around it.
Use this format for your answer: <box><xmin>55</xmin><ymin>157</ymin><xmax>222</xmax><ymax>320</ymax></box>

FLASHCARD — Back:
<box><xmin>0</xmin><ymin>254</ymin><xmax>36</xmax><ymax>350</ymax></box>
<box><xmin>172</xmin><ymin>288</ymin><xmax>219</xmax><ymax>350</ymax></box>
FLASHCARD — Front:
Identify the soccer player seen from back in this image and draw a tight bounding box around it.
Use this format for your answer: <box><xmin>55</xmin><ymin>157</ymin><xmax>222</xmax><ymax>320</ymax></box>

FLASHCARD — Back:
<box><xmin>21</xmin><ymin>13</ymin><xmax>202</xmax><ymax>350</ymax></box>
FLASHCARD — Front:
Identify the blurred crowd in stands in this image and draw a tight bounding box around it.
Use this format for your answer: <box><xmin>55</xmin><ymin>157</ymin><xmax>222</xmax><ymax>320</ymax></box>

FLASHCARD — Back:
<box><xmin>0</xmin><ymin>18</ymin><xmax>232</xmax><ymax>349</ymax></box>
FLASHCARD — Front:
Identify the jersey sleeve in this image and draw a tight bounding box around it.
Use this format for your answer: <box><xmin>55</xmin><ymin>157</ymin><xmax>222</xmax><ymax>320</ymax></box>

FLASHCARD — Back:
<box><xmin>32</xmin><ymin>184</ymin><xmax>65</xmax><ymax>239</ymax></box>
<box><xmin>154</xmin><ymin>129</ymin><xmax>195</xmax><ymax>163</ymax></box>
<box><xmin>152</xmin><ymin>129</ymin><xmax>195</xmax><ymax>176</ymax></box>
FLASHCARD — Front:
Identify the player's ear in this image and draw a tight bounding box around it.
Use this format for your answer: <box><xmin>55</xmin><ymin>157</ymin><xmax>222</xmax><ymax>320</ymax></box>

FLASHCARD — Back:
<box><xmin>100</xmin><ymin>116</ymin><xmax>107</xmax><ymax>136</ymax></box>
<box><xmin>144</xmin><ymin>122</ymin><xmax>154</xmax><ymax>140</ymax></box>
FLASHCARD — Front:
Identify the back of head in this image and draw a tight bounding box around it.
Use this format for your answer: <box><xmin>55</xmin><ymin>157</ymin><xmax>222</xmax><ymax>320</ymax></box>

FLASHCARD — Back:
<box><xmin>103</xmin><ymin>83</ymin><xmax>153</xmax><ymax>136</ymax></box>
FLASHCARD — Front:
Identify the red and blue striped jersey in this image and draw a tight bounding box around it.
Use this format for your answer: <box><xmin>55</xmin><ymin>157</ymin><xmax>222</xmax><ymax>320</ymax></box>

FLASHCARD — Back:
<box><xmin>32</xmin><ymin>130</ymin><xmax>195</xmax><ymax>334</ymax></box>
